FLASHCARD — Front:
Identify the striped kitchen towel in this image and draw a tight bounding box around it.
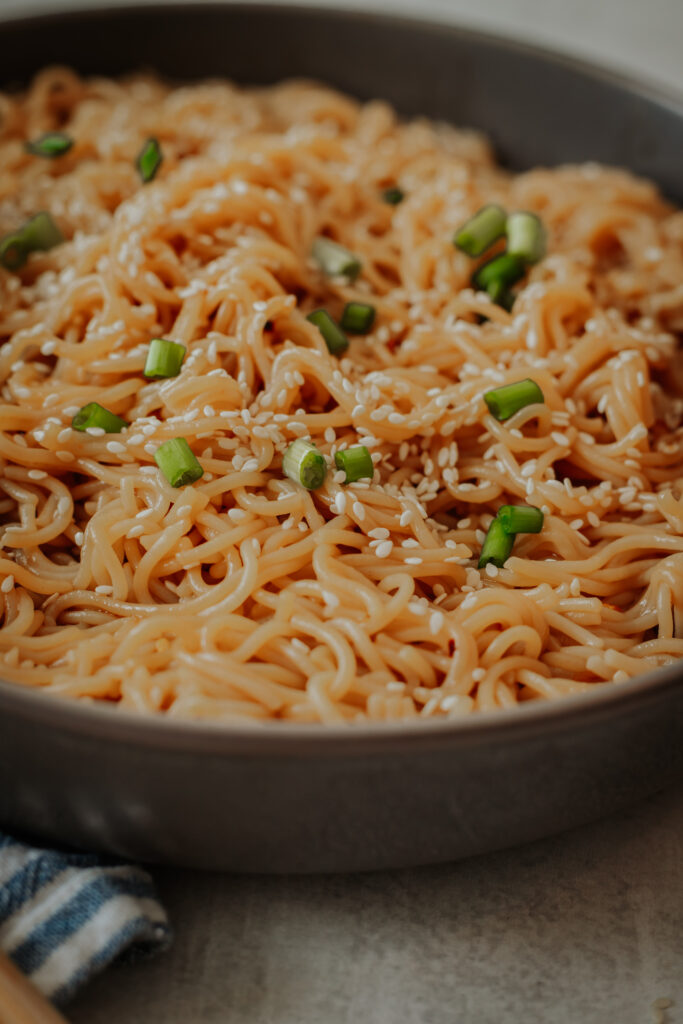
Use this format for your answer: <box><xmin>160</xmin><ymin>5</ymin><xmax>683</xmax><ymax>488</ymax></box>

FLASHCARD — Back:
<box><xmin>0</xmin><ymin>832</ymin><xmax>172</xmax><ymax>1005</ymax></box>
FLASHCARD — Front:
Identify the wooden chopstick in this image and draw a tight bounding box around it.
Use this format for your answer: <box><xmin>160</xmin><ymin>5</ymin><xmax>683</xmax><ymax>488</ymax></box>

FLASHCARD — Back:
<box><xmin>0</xmin><ymin>951</ymin><xmax>69</xmax><ymax>1024</ymax></box>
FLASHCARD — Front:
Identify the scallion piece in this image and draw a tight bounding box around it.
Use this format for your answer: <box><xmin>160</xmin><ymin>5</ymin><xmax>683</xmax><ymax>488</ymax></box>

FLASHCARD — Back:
<box><xmin>283</xmin><ymin>439</ymin><xmax>327</xmax><ymax>490</ymax></box>
<box><xmin>154</xmin><ymin>437</ymin><xmax>204</xmax><ymax>487</ymax></box>
<box><xmin>486</xmin><ymin>278</ymin><xmax>515</xmax><ymax>312</ymax></box>
<box><xmin>383</xmin><ymin>186</ymin><xmax>404</xmax><ymax>205</ymax></box>
<box><xmin>340</xmin><ymin>302</ymin><xmax>376</xmax><ymax>334</ymax></box>
<box><xmin>334</xmin><ymin>445</ymin><xmax>373</xmax><ymax>483</ymax></box>
<box><xmin>25</xmin><ymin>132</ymin><xmax>74</xmax><ymax>158</ymax></box>
<box><xmin>483</xmin><ymin>378</ymin><xmax>544</xmax><ymax>421</ymax></box>
<box><xmin>311</xmin><ymin>236</ymin><xmax>361</xmax><ymax>281</ymax></box>
<box><xmin>454</xmin><ymin>204</ymin><xmax>507</xmax><ymax>257</ymax></box>
<box><xmin>307</xmin><ymin>309</ymin><xmax>349</xmax><ymax>356</ymax></box>
<box><xmin>72</xmin><ymin>402</ymin><xmax>127</xmax><ymax>433</ymax></box>
<box><xmin>497</xmin><ymin>504</ymin><xmax>544</xmax><ymax>534</ymax></box>
<box><xmin>472</xmin><ymin>252</ymin><xmax>525</xmax><ymax>293</ymax></box>
<box><xmin>0</xmin><ymin>212</ymin><xmax>63</xmax><ymax>272</ymax></box>
<box><xmin>143</xmin><ymin>338</ymin><xmax>186</xmax><ymax>379</ymax></box>
<box><xmin>136</xmin><ymin>137</ymin><xmax>163</xmax><ymax>183</ymax></box>
<box><xmin>0</xmin><ymin>233</ymin><xmax>27</xmax><ymax>271</ymax></box>
<box><xmin>478</xmin><ymin>518</ymin><xmax>515</xmax><ymax>569</ymax></box>
<box><xmin>506</xmin><ymin>211</ymin><xmax>546</xmax><ymax>265</ymax></box>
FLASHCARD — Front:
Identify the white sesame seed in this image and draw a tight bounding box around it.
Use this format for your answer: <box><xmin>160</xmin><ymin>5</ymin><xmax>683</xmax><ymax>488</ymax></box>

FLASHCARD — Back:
<box><xmin>1</xmin><ymin>575</ymin><xmax>14</xmax><ymax>593</ymax></box>
<box><xmin>27</xmin><ymin>469</ymin><xmax>47</xmax><ymax>480</ymax></box>
<box><xmin>352</xmin><ymin>501</ymin><xmax>366</xmax><ymax>521</ymax></box>
<box><xmin>404</xmin><ymin>557</ymin><xmax>423</xmax><ymax>565</ymax></box>
<box><xmin>369</xmin><ymin>528</ymin><xmax>390</xmax><ymax>540</ymax></box>
<box><xmin>485</xmin><ymin>563</ymin><xmax>499</xmax><ymax>578</ymax></box>
<box><xmin>106</xmin><ymin>441</ymin><xmax>126</xmax><ymax>454</ymax></box>
<box><xmin>375</xmin><ymin>540</ymin><xmax>393</xmax><ymax>558</ymax></box>
<box><xmin>429</xmin><ymin>611</ymin><xmax>444</xmax><ymax>635</ymax></box>
<box><xmin>472</xmin><ymin>668</ymin><xmax>486</xmax><ymax>682</ymax></box>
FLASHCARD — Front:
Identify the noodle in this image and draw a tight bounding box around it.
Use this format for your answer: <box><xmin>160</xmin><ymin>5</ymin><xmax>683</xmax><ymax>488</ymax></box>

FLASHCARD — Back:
<box><xmin>0</xmin><ymin>68</ymin><xmax>682</xmax><ymax>723</ymax></box>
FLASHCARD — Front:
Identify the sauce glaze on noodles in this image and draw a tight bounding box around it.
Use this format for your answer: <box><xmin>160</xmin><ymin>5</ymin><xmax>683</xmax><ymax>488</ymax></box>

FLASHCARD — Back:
<box><xmin>0</xmin><ymin>69</ymin><xmax>682</xmax><ymax>723</ymax></box>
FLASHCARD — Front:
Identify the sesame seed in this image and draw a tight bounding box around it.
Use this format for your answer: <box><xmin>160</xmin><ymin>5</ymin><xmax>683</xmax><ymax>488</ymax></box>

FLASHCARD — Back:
<box><xmin>352</xmin><ymin>501</ymin><xmax>366</xmax><ymax>521</ymax></box>
<box><xmin>485</xmin><ymin>563</ymin><xmax>499</xmax><ymax>578</ymax></box>
<box><xmin>429</xmin><ymin>611</ymin><xmax>444</xmax><ymax>635</ymax></box>
<box><xmin>369</xmin><ymin>528</ymin><xmax>390</xmax><ymax>540</ymax></box>
<box><xmin>1</xmin><ymin>575</ymin><xmax>14</xmax><ymax>593</ymax></box>
<box><xmin>27</xmin><ymin>469</ymin><xmax>47</xmax><ymax>480</ymax></box>
<box><xmin>74</xmin><ymin>532</ymin><xmax>84</xmax><ymax>546</ymax></box>
<box><xmin>404</xmin><ymin>557</ymin><xmax>423</xmax><ymax>565</ymax></box>
<box><xmin>375</xmin><ymin>540</ymin><xmax>393</xmax><ymax>558</ymax></box>
<box><xmin>106</xmin><ymin>441</ymin><xmax>126</xmax><ymax>454</ymax></box>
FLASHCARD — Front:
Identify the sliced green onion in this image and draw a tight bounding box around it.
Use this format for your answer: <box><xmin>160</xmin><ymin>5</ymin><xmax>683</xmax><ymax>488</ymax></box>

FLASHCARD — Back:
<box><xmin>478</xmin><ymin>518</ymin><xmax>514</xmax><ymax>569</ymax></box>
<box><xmin>0</xmin><ymin>212</ymin><xmax>63</xmax><ymax>272</ymax></box>
<box><xmin>307</xmin><ymin>309</ymin><xmax>349</xmax><ymax>356</ymax></box>
<box><xmin>486</xmin><ymin>278</ymin><xmax>515</xmax><ymax>311</ymax></box>
<box><xmin>383</xmin><ymin>186</ymin><xmax>404</xmax><ymax>205</ymax></box>
<box><xmin>283</xmin><ymin>439</ymin><xmax>327</xmax><ymax>490</ymax></box>
<box><xmin>71</xmin><ymin>402</ymin><xmax>127</xmax><ymax>433</ymax></box>
<box><xmin>340</xmin><ymin>302</ymin><xmax>376</xmax><ymax>334</ymax></box>
<box><xmin>0</xmin><ymin>233</ymin><xmax>27</xmax><ymax>271</ymax></box>
<box><xmin>154</xmin><ymin>437</ymin><xmax>204</xmax><ymax>487</ymax></box>
<box><xmin>454</xmin><ymin>204</ymin><xmax>507</xmax><ymax>257</ymax></box>
<box><xmin>483</xmin><ymin>378</ymin><xmax>544</xmax><ymax>421</ymax></box>
<box><xmin>472</xmin><ymin>252</ymin><xmax>525</xmax><ymax>294</ymax></box>
<box><xmin>23</xmin><ymin>211</ymin><xmax>63</xmax><ymax>252</ymax></box>
<box><xmin>506</xmin><ymin>211</ymin><xmax>546</xmax><ymax>264</ymax></box>
<box><xmin>143</xmin><ymin>338</ymin><xmax>186</xmax><ymax>379</ymax></box>
<box><xmin>311</xmin><ymin>236</ymin><xmax>361</xmax><ymax>281</ymax></box>
<box><xmin>25</xmin><ymin>132</ymin><xmax>74</xmax><ymax>158</ymax></box>
<box><xmin>136</xmin><ymin>137</ymin><xmax>163</xmax><ymax>183</ymax></box>
<box><xmin>497</xmin><ymin>504</ymin><xmax>544</xmax><ymax>534</ymax></box>
<box><xmin>334</xmin><ymin>445</ymin><xmax>373</xmax><ymax>483</ymax></box>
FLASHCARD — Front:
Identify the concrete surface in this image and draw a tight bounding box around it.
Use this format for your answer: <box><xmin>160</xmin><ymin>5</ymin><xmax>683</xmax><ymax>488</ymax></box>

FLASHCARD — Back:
<box><xmin>68</xmin><ymin>784</ymin><xmax>683</xmax><ymax>1024</ymax></box>
<box><xmin>2</xmin><ymin>0</ymin><xmax>682</xmax><ymax>1021</ymax></box>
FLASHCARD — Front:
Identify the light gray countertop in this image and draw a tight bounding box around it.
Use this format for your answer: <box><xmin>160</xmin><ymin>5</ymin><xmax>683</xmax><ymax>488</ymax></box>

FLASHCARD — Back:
<box><xmin>2</xmin><ymin>0</ymin><xmax>682</xmax><ymax>1021</ymax></box>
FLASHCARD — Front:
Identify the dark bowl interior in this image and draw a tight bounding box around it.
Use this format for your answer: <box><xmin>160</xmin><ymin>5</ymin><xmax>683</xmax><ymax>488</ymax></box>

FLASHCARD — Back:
<box><xmin>0</xmin><ymin>3</ymin><xmax>681</xmax><ymax>872</ymax></box>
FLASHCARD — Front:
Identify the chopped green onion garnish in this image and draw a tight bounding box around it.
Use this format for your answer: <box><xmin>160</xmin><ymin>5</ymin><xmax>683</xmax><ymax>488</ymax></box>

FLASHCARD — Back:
<box><xmin>136</xmin><ymin>137</ymin><xmax>163</xmax><ymax>183</ymax></box>
<box><xmin>483</xmin><ymin>378</ymin><xmax>544</xmax><ymax>421</ymax></box>
<box><xmin>334</xmin><ymin>445</ymin><xmax>373</xmax><ymax>483</ymax></box>
<box><xmin>506</xmin><ymin>211</ymin><xmax>546</xmax><ymax>265</ymax></box>
<box><xmin>383</xmin><ymin>186</ymin><xmax>404</xmax><ymax>205</ymax></box>
<box><xmin>154</xmin><ymin>437</ymin><xmax>203</xmax><ymax>487</ymax></box>
<box><xmin>0</xmin><ymin>212</ymin><xmax>63</xmax><ymax>272</ymax></box>
<box><xmin>311</xmin><ymin>236</ymin><xmax>362</xmax><ymax>281</ymax></box>
<box><xmin>25</xmin><ymin>132</ymin><xmax>74</xmax><ymax>158</ymax></box>
<box><xmin>472</xmin><ymin>252</ymin><xmax>525</xmax><ymax>294</ymax></box>
<box><xmin>0</xmin><ymin>233</ymin><xmax>27</xmax><ymax>271</ymax></box>
<box><xmin>143</xmin><ymin>338</ymin><xmax>186</xmax><ymax>379</ymax></box>
<box><xmin>497</xmin><ymin>504</ymin><xmax>544</xmax><ymax>534</ymax></box>
<box><xmin>307</xmin><ymin>309</ymin><xmax>349</xmax><ymax>356</ymax></box>
<box><xmin>72</xmin><ymin>402</ymin><xmax>127</xmax><ymax>433</ymax></box>
<box><xmin>478</xmin><ymin>518</ymin><xmax>514</xmax><ymax>569</ymax></box>
<box><xmin>340</xmin><ymin>302</ymin><xmax>376</xmax><ymax>334</ymax></box>
<box><xmin>486</xmin><ymin>278</ymin><xmax>515</xmax><ymax>311</ymax></box>
<box><xmin>283</xmin><ymin>439</ymin><xmax>327</xmax><ymax>490</ymax></box>
<box><xmin>454</xmin><ymin>204</ymin><xmax>507</xmax><ymax>258</ymax></box>
<box><xmin>22</xmin><ymin>212</ymin><xmax>63</xmax><ymax>252</ymax></box>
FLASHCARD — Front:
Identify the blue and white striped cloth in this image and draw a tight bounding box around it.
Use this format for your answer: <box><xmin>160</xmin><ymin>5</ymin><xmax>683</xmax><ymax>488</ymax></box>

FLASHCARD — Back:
<box><xmin>0</xmin><ymin>832</ymin><xmax>172</xmax><ymax>1005</ymax></box>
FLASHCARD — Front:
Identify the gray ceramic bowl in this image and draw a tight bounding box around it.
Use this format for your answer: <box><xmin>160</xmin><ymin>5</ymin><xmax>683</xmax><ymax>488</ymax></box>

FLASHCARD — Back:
<box><xmin>0</xmin><ymin>4</ymin><xmax>681</xmax><ymax>873</ymax></box>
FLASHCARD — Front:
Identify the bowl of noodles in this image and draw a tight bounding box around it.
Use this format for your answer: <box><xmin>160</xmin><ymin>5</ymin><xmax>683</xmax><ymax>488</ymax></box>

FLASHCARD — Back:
<box><xmin>0</xmin><ymin>3</ymin><xmax>681</xmax><ymax>872</ymax></box>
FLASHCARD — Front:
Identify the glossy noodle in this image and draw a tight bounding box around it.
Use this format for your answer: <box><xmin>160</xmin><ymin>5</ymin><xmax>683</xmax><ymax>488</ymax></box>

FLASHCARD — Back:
<box><xmin>0</xmin><ymin>69</ymin><xmax>682</xmax><ymax>723</ymax></box>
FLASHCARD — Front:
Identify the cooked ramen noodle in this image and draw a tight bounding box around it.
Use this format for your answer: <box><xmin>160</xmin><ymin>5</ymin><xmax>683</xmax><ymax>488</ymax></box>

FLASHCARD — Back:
<box><xmin>0</xmin><ymin>68</ymin><xmax>682</xmax><ymax>723</ymax></box>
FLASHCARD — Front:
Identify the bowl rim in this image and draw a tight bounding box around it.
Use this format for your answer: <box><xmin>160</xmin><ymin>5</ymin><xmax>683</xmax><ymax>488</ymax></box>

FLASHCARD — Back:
<box><xmin>0</xmin><ymin>0</ymin><xmax>682</xmax><ymax>756</ymax></box>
